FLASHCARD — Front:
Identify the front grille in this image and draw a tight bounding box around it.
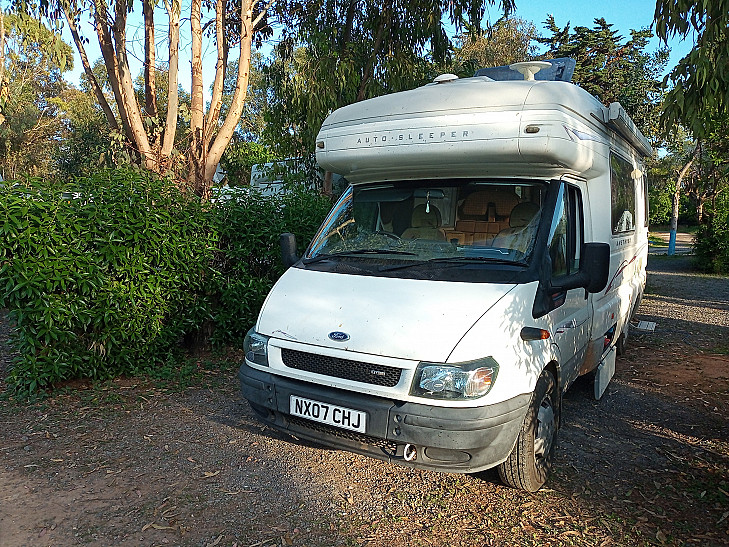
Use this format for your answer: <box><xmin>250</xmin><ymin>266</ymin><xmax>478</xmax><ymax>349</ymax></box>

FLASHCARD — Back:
<box><xmin>281</xmin><ymin>348</ymin><xmax>402</xmax><ymax>387</ymax></box>
<box><xmin>288</xmin><ymin>415</ymin><xmax>398</xmax><ymax>454</ymax></box>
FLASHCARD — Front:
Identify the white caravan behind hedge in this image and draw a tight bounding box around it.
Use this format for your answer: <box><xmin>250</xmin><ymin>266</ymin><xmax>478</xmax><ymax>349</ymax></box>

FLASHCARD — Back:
<box><xmin>239</xmin><ymin>59</ymin><xmax>651</xmax><ymax>491</ymax></box>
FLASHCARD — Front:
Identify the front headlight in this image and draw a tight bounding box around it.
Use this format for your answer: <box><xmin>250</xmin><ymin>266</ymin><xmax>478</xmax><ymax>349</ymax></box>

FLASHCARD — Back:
<box><xmin>244</xmin><ymin>328</ymin><xmax>269</xmax><ymax>366</ymax></box>
<box><xmin>410</xmin><ymin>357</ymin><xmax>499</xmax><ymax>400</ymax></box>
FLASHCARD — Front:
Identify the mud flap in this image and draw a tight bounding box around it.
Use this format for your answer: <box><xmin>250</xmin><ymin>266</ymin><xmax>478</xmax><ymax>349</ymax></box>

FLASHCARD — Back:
<box><xmin>594</xmin><ymin>346</ymin><xmax>616</xmax><ymax>400</ymax></box>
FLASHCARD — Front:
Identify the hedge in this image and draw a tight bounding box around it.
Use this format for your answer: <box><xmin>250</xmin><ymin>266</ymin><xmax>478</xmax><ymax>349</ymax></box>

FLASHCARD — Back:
<box><xmin>0</xmin><ymin>168</ymin><xmax>331</xmax><ymax>395</ymax></box>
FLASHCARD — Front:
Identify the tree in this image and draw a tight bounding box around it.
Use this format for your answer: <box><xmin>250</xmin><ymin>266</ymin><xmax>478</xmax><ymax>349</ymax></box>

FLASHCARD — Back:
<box><xmin>262</xmin><ymin>0</ymin><xmax>515</xmax><ymax>158</ymax></box>
<box><xmin>453</xmin><ymin>17</ymin><xmax>539</xmax><ymax>74</ymax></box>
<box><xmin>539</xmin><ymin>16</ymin><xmax>668</xmax><ymax>142</ymax></box>
<box><xmin>52</xmin><ymin>86</ymin><xmax>112</xmax><ymax>177</ymax></box>
<box><xmin>0</xmin><ymin>12</ymin><xmax>73</xmax><ymax>179</ymax></box>
<box><xmin>220</xmin><ymin>53</ymin><xmax>268</xmax><ymax>142</ymax></box>
<box><xmin>654</xmin><ymin>0</ymin><xmax>729</xmax><ymax>137</ymax></box>
<box><xmin>23</xmin><ymin>0</ymin><xmax>272</xmax><ymax>197</ymax></box>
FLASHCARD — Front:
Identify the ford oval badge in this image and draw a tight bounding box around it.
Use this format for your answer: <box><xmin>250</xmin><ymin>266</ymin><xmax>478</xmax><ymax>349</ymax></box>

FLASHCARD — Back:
<box><xmin>328</xmin><ymin>331</ymin><xmax>350</xmax><ymax>342</ymax></box>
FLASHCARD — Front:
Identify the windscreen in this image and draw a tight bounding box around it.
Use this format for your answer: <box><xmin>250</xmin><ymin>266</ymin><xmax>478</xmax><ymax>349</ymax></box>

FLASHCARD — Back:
<box><xmin>304</xmin><ymin>180</ymin><xmax>548</xmax><ymax>277</ymax></box>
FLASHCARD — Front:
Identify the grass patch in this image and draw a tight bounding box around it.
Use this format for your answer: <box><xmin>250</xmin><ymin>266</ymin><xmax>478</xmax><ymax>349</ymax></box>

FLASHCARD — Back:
<box><xmin>650</xmin><ymin>224</ymin><xmax>699</xmax><ymax>234</ymax></box>
<box><xmin>648</xmin><ymin>234</ymin><xmax>668</xmax><ymax>247</ymax></box>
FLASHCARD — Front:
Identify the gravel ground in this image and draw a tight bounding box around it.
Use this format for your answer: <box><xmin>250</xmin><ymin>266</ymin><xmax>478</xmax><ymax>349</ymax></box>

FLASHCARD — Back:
<box><xmin>0</xmin><ymin>255</ymin><xmax>728</xmax><ymax>547</ymax></box>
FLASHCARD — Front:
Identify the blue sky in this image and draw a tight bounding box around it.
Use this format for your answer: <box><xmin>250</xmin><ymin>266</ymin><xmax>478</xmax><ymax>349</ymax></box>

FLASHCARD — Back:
<box><xmin>507</xmin><ymin>0</ymin><xmax>694</xmax><ymax>73</ymax></box>
<box><xmin>59</xmin><ymin>0</ymin><xmax>694</xmax><ymax>93</ymax></box>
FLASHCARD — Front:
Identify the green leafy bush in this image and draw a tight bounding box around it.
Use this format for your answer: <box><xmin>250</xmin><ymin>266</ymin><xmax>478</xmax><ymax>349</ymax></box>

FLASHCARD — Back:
<box><xmin>220</xmin><ymin>141</ymin><xmax>275</xmax><ymax>186</ymax></box>
<box><xmin>694</xmin><ymin>193</ymin><xmax>729</xmax><ymax>274</ymax></box>
<box><xmin>209</xmin><ymin>183</ymin><xmax>331</xmax><ymax>346</ymax></box>
<box><xmin>0</xmin><ymin>168</ymin><xmax>332</xmax><ymax>394</ymax></box>
<box><xmin>0</xmin><ymin>169</ymin><xmax>213</xmax><ymax>394</ymax></box>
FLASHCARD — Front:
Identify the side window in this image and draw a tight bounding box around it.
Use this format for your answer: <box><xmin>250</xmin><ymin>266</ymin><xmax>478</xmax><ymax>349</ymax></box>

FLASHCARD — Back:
<box><xmin>610</xmin><ymin>153</ymin><xmax>636</xmax><ymax>234</ymax></box>
<box><xmin>548</xmin><ymin>184</ymin><xmax>584</xmax><ymax>278</ymax></box>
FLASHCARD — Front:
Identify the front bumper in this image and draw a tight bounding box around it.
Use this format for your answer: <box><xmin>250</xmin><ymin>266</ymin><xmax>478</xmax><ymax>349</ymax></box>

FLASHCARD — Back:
<box><xmin>239</xmin><ymin>363</ymin><xmax>530</xmax><ymax>473</ymax></box>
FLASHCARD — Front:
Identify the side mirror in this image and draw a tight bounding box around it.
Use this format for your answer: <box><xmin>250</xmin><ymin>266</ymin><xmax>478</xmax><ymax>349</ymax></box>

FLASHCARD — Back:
<box><xmin>580</xmin><ymin>242</ymin><xmax>610</xmax><ymax>293</ymax></box>
<box><xmin>550</xmin><ymin>242</ymin><xmax>610</xmax><ymax>293</ymax></box>
<box><xmin>280</xmin><ymin>233</ymin><xmax>299</xmax><ymax>268</ymax></box>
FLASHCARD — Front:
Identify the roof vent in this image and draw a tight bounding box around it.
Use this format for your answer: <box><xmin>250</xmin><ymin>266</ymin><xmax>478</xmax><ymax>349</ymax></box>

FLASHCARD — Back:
<box><xmin>433</xmin><ymin>73</ymin><xmax>459</xmax><ymax>84</ymax></box>
<box><xmin>509</xmin><ymin>61</ymin><xmax>553</xmax><ymax>81</ymax></box>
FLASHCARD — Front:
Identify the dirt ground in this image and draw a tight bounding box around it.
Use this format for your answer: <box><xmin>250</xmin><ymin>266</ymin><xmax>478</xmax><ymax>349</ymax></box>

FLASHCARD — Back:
<box><xmin>1</xmin><ymin>254</ymin><xmax>728</xmax><ymax>547</ymax></box>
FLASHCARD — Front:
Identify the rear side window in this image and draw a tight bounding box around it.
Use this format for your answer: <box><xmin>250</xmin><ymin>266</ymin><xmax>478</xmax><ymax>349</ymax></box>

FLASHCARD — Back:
<box><xmin>610</xmin><ymin>153</ymin><xmax>636</xmax><ymax>234</ymax></box>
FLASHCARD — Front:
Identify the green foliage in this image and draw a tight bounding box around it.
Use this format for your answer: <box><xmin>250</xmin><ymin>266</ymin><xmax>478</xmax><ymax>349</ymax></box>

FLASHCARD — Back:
<box><xmin>52</xmin><ymin>87</ymin><xmax>114</xmax><ymax>178</ymax></box>
<box><xmin>694</xmin><ymin>192</ymin><xmax>729</xmax><ymax>274</ymax></box>
<box><xmin>220</xmin><ymin>141</ymin><xmax>275</xmax><ymax>186</ymax></box>
<box><xmin>209</xmin><ymin>183</ymin><xmax>332</xmax><ymax>346</ymax></box>
<box><xmin>649</xmin><ymin>184</ymin><xmax>673</xmax><ymax>225</ymax></box>
<box><xmin>453</xmin><ymin>17</ymin><xmax>539</xmax><ymax>73</ymax></box>
<box><xmin>221</xmin><ymin>55</ymin><xmax>269</xmax><ymax>141</ymax></box>
<box><xmin>0</xmin><ymin>13</ymin><xmax>74</xmax><ymax>179</ymax></box>
<box><xmin>539</xmin><ymin>16</ymin><xmax>668</xmax><ymax>143</ymax></box>
<box><xmin>262</xmin><ymin>0</ymin><xmax>514</xmax><ymax>157</ymax></box>
<box><xmin>655</xmin><ymin>0</ymin><xmax>729</xmax><ymax>137</ymax></box>
<box><xmin>0</xmin><ymin>169</ymin><xmax>214</xmax><ymax>395</ymax></box>
<box><xmin>0</xmin><ymin>167</ymin><xmax>332</xmax><ymax>394</ymax></box>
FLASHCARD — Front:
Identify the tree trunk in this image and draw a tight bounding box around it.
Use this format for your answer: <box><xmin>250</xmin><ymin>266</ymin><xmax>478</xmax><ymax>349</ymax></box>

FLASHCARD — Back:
<box><xmin>356</xmin><ymin>9</ymin><xmax>388</xmax><ymax>102</ymax></box>
<box><xmin>161</xmin><ymin>0</ymin><xmax>180</xmax><ymax>158</ymax></box>
<box><xmin>143</xmin><ymin>0</ymin><xmax>158</xmax><ymax>122</ymax></box>
<box><xmin>0</xmin><ymin>9</ymin><xmax>6</xmax><ymax>127</ymax></box>
<box><xmin>697</xmin><ymin>197</ymin><xmax>705</xmax><ymax>224</ymax></box>
<box><xmin>189</xmin><ymin>0</ymin><xmax>206</xmax><ymax>193</ymax></box>
<box><xmin>204</xmin><ymin>0</ymin><xmax>226</xmax><ymax>144</ymax></box>
<box><xmin>112</xmin><ymin>0</ymin><xmax>157</xmax><ymax>171</ymax></box>
<box><xmin>669</xmin><ymin>141</ymin><xmax>700</xmax><ymax>255</ymax></box>
<box><xmin>339</xmin><ymin>0</ymin><xmax>357</xmax><ymax>55</ymax></box>
<box><xmin>92</xmin><ymin>1</ymin><xmax>137</xmax><ymax>149</ymax></box>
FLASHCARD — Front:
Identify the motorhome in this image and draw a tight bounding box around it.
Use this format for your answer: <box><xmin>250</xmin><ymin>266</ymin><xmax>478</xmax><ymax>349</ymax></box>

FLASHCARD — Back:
<box><xmin>239</xmin><ymin>59</ymin><xmax>651</xmax><ymax>491</ymax></box>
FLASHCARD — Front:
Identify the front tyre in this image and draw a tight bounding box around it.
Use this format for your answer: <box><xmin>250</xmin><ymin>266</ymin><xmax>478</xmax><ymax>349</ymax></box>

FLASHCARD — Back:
<box><xmin>498</xmin><ymin>368</ymin><xmax>559</xmax><ymax>492</ymax></box>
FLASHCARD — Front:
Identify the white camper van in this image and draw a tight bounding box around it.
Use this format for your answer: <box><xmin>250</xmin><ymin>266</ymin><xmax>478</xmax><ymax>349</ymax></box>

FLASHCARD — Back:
<box><xmin>239</xmin><ymin>59</ymin><xmax>651</xmax><ymax>491</ymax></box>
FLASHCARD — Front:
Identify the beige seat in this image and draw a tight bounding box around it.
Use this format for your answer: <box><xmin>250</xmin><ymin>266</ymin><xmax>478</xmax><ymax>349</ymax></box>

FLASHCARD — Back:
<box><xmin>451</xmin><ymin>188</ymin><xmax>520</xmax><ymax>244</ymax></box>
<box><xmin>492</xmin><ymin>202</ymin><xmax>540</xmax><ymax>252</ymax></box>
<box><xmin>401</xmin><ymin>204</ymin><xmax>446</xmax><ymax>240</ymax></box>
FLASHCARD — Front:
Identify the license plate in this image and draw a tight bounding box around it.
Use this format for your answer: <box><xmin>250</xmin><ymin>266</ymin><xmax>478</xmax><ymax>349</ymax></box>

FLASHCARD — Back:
<box><xmin>290</xmin><ymin>395</ymin><xmax>366</xmax><ymax>433</ymax></box>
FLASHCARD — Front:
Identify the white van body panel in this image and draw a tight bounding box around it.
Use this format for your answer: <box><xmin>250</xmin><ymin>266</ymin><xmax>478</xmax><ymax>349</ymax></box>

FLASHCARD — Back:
<box><xmin>317</xmin><ymin>80</ymin><xmax>612</xmax><ymax>182</ymax></box>
<box><xmin>256</xmin><ymin>268</ymin><xmax>518</xmax><ymax>364</ymax></box>
<box><xmin>256</xmin><ymin>271</ymin><xmax>562</xmax><ymax>406</ymax></box>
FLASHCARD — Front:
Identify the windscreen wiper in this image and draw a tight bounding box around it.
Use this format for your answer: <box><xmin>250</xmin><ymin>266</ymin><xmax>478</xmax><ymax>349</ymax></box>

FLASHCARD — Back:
<box><xmin>378</xmin><ymin>255</ymin><xmax>528</xmax><ymax>272</ymax></box>
<box><xmin>303</xmin><ymin>249</ymin><xmax>416</xmax><ymax>265</ymax></box>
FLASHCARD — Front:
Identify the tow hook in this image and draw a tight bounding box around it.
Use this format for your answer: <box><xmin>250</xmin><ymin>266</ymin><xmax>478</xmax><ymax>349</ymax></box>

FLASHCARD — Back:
<box><xmin>403</xmin><ymin>444</ymin><xmax>417</xmax><ymax>462</ymax></box>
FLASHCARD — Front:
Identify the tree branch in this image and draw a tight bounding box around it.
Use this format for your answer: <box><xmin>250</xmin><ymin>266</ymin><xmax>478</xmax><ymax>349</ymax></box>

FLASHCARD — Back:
<box><xmin>111</xmin><ymin>0</ymin><xmax>155</xmax><ymax>169</ymax></box>
<box><xmin>62</xmin><ymin>2</ymin><xmax>118</xmax><ymax>131</ymax></box>
<box><xmin>161</xmin><ymin>0</ymin><xmax>180</xmax><ymax>157</ymax></box>
<box><xmin>204</xmin><ymin>0</ymin><xmax>226</xmax><ymax>145</ymax></box>
<box><xmin>143</xmin><ymin>0</ymin><xmax>158</xmax><ymax>122</ymax></box>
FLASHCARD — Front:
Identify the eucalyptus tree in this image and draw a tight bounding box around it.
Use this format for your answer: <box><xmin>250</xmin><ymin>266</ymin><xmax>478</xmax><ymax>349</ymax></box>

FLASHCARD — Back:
<box><xmin>0</xmin><ymin>11</ymin><xmax>73</xmax><ymax>179</ymax></box>
<box><xmin>262</xmin><ymin>0</ymin><xmax>515</xmax><ymax>158</ymax></box>
<box><xmin>655</xmin><ymin>0</ymin><xmax>729</xmax><ymax>138</ymax></box>
<box><xmin>651</xmin><ymin>1</ymin><xmax>729</xmax><ymax>256</ymax></box>
<box><xmin>453</xmin><ymin>16</ymin><xmax>539</xmax><ymax>74</ymax></box>
<box><xmin>16</xmin><ymin>0</ymin><xmax>273</xmax><ymax>197</ymax></box>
